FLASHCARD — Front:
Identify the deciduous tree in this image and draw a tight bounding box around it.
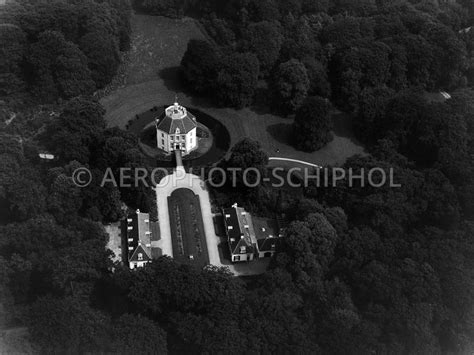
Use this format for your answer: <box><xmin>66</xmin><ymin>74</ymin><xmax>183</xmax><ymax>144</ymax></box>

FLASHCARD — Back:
<box><xmin>216</xmin><ymin>52</ymin><xmax>259</xmax><ymax>108</ymax></box>
<box><xmin>181</xmin><ymin>39</ymin><xmax>221</xmax><ymax>95</ymax></box>
<box><xmin>28</xmin><ymin>30</ymin><xmax>95</xmax><ymax>101</ymax></box>
<box><xmin>245</xmin><ymin>21</ymin><xmax>282</xmax><ymax>76</ymax></box>
<box><xmin>0</xmin><ymin>24</ymin><xmax>26</xmax><ymax>96</ymax></box>
<box><xmin>110</xmin><ymin>314</ymin><xmax>167</xmax><ymax>354</ymax></box>
<box><xmin>293</xmin><ymin>96</ymin><xmax>332</xmax><ymax>152</ymax></box>
<box><xmin>79</xmin><ymin>31</ymin><xmax>120</xmax><ymax>89</ymax></box>
<box><xmin>273</xmin><ymin>59</ymin><xmax>310</xmax><ymax>114</ymax></box>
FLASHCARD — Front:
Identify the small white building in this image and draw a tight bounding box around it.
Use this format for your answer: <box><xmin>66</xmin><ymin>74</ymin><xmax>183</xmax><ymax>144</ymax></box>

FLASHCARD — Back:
<box><xmin>156</xmin><ymin>101</ymin><xmax>198</xmax><ymax>156</ymax></box>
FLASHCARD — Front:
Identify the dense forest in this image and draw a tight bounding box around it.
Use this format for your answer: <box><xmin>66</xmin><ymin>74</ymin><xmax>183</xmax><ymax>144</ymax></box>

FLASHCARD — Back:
<box><xmin>1</xmin><ymin>0</ymin><xmax>474</xmax><ymax>353</ymax></box>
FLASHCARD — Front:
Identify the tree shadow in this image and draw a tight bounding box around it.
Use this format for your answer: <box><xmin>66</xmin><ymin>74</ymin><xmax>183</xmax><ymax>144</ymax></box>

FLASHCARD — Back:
<box><xmin>332</xmin><ymin>112</ymin><xmax>365</xmax><ymax>147</ymax></box>
<box><xmin>213</xmin><ymin>214</ymin><xmax>226</xmax><ymax>237</ymax></box>
<box><xmin>249</xmin><ymin>86</ymin><xmax>275</xmax><ymax>115</ymax></box>
<box><xmin>159</xmin><ymin>66</ymin><xmax>219</xmax><ymax>109</ymax></box>
<box><xmin>189</xmin><ymin>94</ymin><xmax>216</xmax><ymax>109</ymax></box>
<box><xmin>217</xmin><ymin>239</ymin><xmax>232</xmax><ymax>265</ymax></box>
<box><xmin>120</xmin><ymin>220</ymin><xmax>128</xmax><ymax>264</ymax></box>
<box><xmin>266</xmin><ymin>123</ymin><xmax>293</xmax><ymax>146</ymax></box>
<box><xmin>158</xmin><ymin>66</ymin><xmax>185</xmax><ymax>93</ymax></box>
<box><xmin>332</xmin><ymin>112</ymin><xmax>355</xmax><ymax>139</ymax></box>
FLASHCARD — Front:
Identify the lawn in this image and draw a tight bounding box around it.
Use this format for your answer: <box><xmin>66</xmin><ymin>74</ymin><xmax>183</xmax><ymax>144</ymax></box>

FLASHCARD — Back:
<box><xmin>167</xmin><ymin>188</ymin><xmax>209</xmax><ymax>267</ymax></box>
<box><xmin>0</xmin><ymin>327</ymin><xmax>36</xmax><ymax>354</ymax></box>
<box><xmin>101</xmin><ymin>13</ymin><xmax>366</xmax><ymax>168</ymax></box>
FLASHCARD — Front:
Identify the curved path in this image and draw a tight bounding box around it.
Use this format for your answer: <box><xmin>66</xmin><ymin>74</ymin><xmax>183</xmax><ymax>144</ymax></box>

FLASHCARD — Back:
<box><xmin>268</xmin><ymin>157</ymin><xmax>323</xmax><ymax>169</ymax></box>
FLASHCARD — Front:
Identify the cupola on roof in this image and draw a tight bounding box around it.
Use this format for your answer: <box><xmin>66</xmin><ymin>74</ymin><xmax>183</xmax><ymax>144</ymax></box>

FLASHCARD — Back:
<box><xmin>155</xmin><ymin>101</ymin><xmax>197</xmax><ymax>134</ymax></box>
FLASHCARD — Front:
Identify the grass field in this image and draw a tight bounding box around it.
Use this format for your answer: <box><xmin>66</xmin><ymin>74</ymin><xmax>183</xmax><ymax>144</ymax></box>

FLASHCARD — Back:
<box><xmin>101</xmin><ymin>13</ymin><xmax>366</xmax><ymax>167</ymax></box>
<box><xmin>0</xmin><ymin>327</ymin><xmax>36</xmax><ymax>354</ymax></box>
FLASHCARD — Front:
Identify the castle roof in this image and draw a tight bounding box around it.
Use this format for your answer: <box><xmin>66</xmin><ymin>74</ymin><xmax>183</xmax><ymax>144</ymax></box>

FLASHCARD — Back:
<box><xmin>156</xmin><ymin>102</ymin><xmax>197</xmax><ymax>134</ymax></box>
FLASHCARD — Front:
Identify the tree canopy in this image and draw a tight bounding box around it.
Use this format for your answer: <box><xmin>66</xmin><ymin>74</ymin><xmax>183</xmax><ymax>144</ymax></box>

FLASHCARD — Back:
<box><xmin>1</xmin><ymin>0</ymin><xmax>131</xmax><ymax>102</ymax></box>
<box><xmin>2</xmin><ymin>0</ymin><xmax>474</xmax><ymax>353</ymax></box>
<box><xmin>273</xmin><ymin>59</ymin><xmax>310</xmax><ymax>114</ymax></box>
<box><xmin>293</xmin><ymin>96</ymin><xmax>333</xmax><ymax>151</ymax></box>
<box><xmin>215</xmin><ymin>52</ymin><xmax>259</xmax><ymax>108</ymax></box>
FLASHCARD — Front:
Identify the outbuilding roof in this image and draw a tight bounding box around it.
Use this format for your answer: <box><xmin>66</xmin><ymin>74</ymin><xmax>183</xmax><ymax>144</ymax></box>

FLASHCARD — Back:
<box><xmin>127</xmin><ymin>210</ymin><xmax>153</xmax><ymax>262</ymax></box>
<box><xmin>223</xmin><ymin>205</ymin><xmax>258</xmax><ymax>255</ymax></box>
<box><xmin>129</xmin><ymin>243</ymin><xmax>152</xmax><ymax>262</ymax></box>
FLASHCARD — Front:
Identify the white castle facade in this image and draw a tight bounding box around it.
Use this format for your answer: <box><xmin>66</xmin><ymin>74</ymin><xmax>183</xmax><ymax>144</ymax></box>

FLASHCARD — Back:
<box><xmin>155</xmin><ymin>101</ymin><xmax>198</xmax><ymax>156</ymax></box>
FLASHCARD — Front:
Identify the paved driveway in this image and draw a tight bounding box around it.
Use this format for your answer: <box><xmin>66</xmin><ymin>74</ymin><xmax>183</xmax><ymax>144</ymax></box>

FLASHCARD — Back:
<box><xmin>154</xmin><ymin>167</ymin><xmax>221</xmax><ymax>266</ymax></box>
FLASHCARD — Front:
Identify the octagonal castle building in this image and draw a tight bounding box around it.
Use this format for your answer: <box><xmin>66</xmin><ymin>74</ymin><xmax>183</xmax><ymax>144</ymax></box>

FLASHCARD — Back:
<box><xmin>155</xmin><ymin>101</ymin><xmax>198</xmax><ymax>156</ymax></box>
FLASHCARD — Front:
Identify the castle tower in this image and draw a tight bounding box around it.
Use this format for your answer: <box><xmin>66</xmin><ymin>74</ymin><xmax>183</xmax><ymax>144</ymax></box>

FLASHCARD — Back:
<box><xmin>155</xmin><ymin>100</ymin><xmax>198</xmax><ymax>156</ymax></box>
